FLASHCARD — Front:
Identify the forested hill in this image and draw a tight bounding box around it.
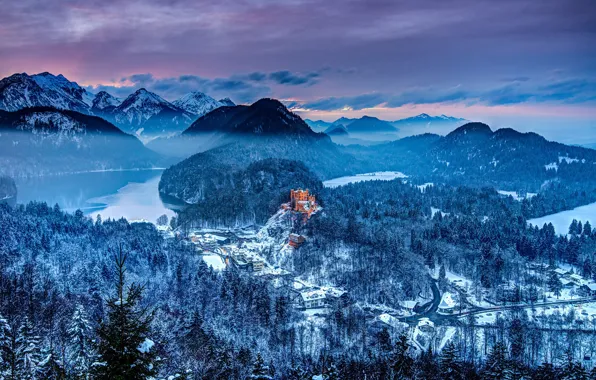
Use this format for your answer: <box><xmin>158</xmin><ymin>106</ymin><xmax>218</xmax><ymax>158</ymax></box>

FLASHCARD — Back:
<box><xmin>148</xmin><ymin>98</ymin><xmax>328</xmax><ymax>157</ymax></box>
<box><xmin>158</xmin><ymin>100</ymin><xmax>371</xmax><ymax>213</ymax></box>
<box><xmin>350</xmin><ymin>122</ymin><xmax>596</xmax><ymax>191</ymax></box>
<box><xmin>0</xmin><ymin>107</ymin><xmax>164</xmax><ymax>177</ymax></box>
<box><xmin>171</xmin><ymin>158</ymin><xmax>324</xmax><ymax>227</ymax></box>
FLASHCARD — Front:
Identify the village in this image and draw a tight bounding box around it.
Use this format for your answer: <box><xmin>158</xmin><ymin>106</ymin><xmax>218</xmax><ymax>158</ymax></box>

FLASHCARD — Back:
<box><xmin>158</xmin><ymin>188</ymin><xmax>596</xmax><ymax>360</ymax></box>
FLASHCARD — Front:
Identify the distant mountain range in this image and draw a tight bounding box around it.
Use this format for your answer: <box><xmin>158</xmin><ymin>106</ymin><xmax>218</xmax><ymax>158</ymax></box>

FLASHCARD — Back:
<box><xmin>0</xmin><ymin>72</ymin><xmax>234</xmax><ymax>141</ymax></box>
<box><xmin>349</xmin><ymin>122</ymin><xmax>596</xmax><ymax>190</ymax></box>
<box><xmin>0</xmin><ymin>107</ymin><xmax>162</xmax><ymax>177</ymax></box>
<box><xmin>306</xmin><ymin>113</ymin><xmax>467</xmax><ymax>137</ymax></box>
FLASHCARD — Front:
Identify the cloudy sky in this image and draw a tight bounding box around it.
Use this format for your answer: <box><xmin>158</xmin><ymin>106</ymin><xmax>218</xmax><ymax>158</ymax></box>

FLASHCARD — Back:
<box><xmin>1</xmin><ymin>0</ymin><xmax>595</xmax><ymax>143</ymax></box>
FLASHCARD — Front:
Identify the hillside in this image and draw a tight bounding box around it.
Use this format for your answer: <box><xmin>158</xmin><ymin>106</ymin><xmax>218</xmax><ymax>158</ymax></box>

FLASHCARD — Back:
<box><xmin>351</xmin><ymin>122</ymin><xmax>596</xmax><ymax>190</ymax></box>
<box><xmin>149</xmin><ymin>98</ymin><xmax>345</xmax><ymax>158</ymax></box>
<box><xmin>0</xmin><ymin>107</ymin><xmax>163</xmax><ymax>177</ymax></box>
<box><xmin>173</xmin><ymin>158</ymin><xmax>323</xmax><ymax>227</ymax></box>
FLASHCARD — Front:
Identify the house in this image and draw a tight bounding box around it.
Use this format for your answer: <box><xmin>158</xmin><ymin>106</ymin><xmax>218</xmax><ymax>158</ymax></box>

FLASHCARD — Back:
<box><xmin>288</xmin><ymin>233</ymin><xmax>306</xmax><ymax>248</ymax></box>
<box><xmin>561</xmin><ymin>278</ymin><xmax>576</xmax><ymax>288</ymax></box>
<box><xmin>438</xmin><ymin>292</ymin><xmax>456</xmax><ymax>314</ymax></box>
<box><xmin>580</xmin><ymin>283</ymin><xmax>596</xmax><ymax>297</ymax></box>
<box><xmin>554</xmin><ymin>268</ymin><xmax>569</xmax><ymax>277</ymax></box>
<box><xmin>251</xmin><ymin>260</ymin><xmax>265</xmax><ymax>273</ymax></box>
<box><xmin>416</xmin><ymin>318</ymin><xmax>435</xmax><ymax>333</ymax></box>
<box><xmin>324</xmin><ymin>288</ymin><xmax>349</xmax><ymax>307</ymax></box>
<box><xmin>230</xmin><ymin>253</ymin><xmax>250</xmax><ymax>271</ymax></box>
<box><xmin>299</xmin><ymin>290</ymin><xmax>326</xmax><ymax>309</ymax></box>
<box><xmin>400</xmin><ymin>300</ymin><xmax>418</xmax><ymax>313</ymax></box>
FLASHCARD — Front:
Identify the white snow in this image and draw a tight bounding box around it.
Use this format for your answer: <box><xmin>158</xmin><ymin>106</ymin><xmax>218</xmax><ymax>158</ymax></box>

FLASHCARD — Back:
<box><xmin>559</xmin><ymin>156</ymin><xmax>580</xmax><ymax>164</ymax></box>
<box><xmin>323</xmin><ymin>171</ymin><xmax>408</xmax><ymax>188</ymax></box>
<box><xmin>137</xmin><ymin>338</ymin><xmax>154</xmax><ymax>353</ymax></box>
<box><xmin>202</xmin><ymin>254</ymin><xmax>226</xmax><ymax>270</ymax></box>
<box><xmin>527</xmin><ymin>201</ymin><xmax>596</xmax><ymax>235</ymax></box>
<box><xmin>417</xmin><ymin>183</ymin><xmax>434</xmax><ymax>192</ymax></box>
<box><xmin>172</xmin><ymin>91</ymin><xmax>225</xmax><ymax>116</ymax></box>
<box><xmin>545</xmin><ymin>162</ymin><xmax>558</xmax><ymax>171</ymax></box>
<box><xmin>497</xmin><ymin>190</ymin><xmax>537</xmax><ymax>201</ymax></box>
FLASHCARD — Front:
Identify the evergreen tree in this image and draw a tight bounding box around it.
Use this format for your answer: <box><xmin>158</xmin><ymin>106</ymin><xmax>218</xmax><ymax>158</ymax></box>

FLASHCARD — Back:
<box><xmin>482</xmin><ymin>342</ymin><xmax>510</xmax><ymax>380</ymax></box>
<box><xmin>440</xmin><ymin>342</ymin><xmax>462</xmax><ymax>380</ymax></box>
<box><xmin>532</xmin><ymin>362</ymin><xmax>559</xmax><ymax>380</ymax></box>
<box><xmin>94</xmin><ymin>249</ymin><xmax>158</xmax><ymax>380</ymax></box>
<box><xmin>38</xmin><ymin>348</ymin><xmax>66</xmax><ymax>380</ymax></box>
<box><xmin>68</xmin><ymin>304</ymin><xmax>96</xmax><ymax>379</ymax></box>
<box><xmin>15</xmin><ymin>317</ymin><xmax>42</xmax><ymax>380</ymax></box>
<box><xmin>0</xmin><ymin>314</ymin><xmax>12</xmax><ymax>378</ymax></box>
<box><xmin>248</xmin><ymin>353</ymin><xmax>272</xmax><ymax>380</ymax></box>
<box><xmin>390</xmin><ymin>334</ymin><xmax>413</xmax><ymax>379</ymax></box>
<box><xmin>547</xmin><ymin>272</ymin><xmax>562</xmax><ymax>298</ymax></box>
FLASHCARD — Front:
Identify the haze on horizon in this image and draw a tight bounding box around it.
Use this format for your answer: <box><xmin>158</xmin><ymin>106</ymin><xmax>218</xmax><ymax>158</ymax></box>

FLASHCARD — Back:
<box><xmin>1</xmin><ymin>0</ymin><xmax>595</xmax><ymax>144</ymax></box>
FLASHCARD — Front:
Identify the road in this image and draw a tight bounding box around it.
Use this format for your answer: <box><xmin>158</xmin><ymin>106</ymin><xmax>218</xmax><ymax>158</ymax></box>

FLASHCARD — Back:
<box><xmin>400</xmin><ymin>280</ymin><xmax>595</xmax><ymax>326</ymax></box>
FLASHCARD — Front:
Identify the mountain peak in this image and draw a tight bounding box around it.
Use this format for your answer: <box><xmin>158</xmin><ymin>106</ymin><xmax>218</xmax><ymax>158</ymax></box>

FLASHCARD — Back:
<box><xmin>173</xmin><ymin>91</ymin><xmax>226</xmax><ymax>116</ymax></box>
<box><xmin>446</xmin><ymin>122</ymin><xmax>492</xmax><ymax>141</ymax></box>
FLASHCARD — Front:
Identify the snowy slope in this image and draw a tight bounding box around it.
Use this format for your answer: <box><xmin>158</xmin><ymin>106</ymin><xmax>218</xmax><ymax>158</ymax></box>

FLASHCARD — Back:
<box><xmin>0</xmin><ymin>72</ymin><xmax>94</xmax><ymax>113</ymax></box>
<box><xmin>172</xmin><ymin>91</ymin><xmax>228</xmax><ymax>116</ymax></box>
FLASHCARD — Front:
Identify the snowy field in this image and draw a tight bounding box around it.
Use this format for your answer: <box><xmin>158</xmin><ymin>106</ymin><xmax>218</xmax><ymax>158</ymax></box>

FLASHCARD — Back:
<box><xmin>323</xmin><ymin>171</ymin><xmax>408</xmax><ymax>188</ymax></box>
<box><xmin>202</xmin><ymin>254</ymin><xmax>226</xmax><ymax>270</ymax></box>
<box><xmin>527</xmin><ymin>201</ymin><xmax>596</xmax><ymax>235</ymax></box>
<box><xmin>497</xmin><ymin>190</ymin><xmax>537</xmax><ymax>201</ymax></box>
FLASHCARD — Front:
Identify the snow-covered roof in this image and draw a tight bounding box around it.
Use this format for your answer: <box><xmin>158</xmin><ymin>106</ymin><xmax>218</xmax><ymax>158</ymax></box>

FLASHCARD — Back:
<box><xmin>585</xmin><ymin>283</ymin><xmax>596</xmax><ymax>291</ymax></box>
<box><xmin>417</xmin><ymin>318</ymin><xmax>434</xmax><ymax>328</ymax></box>
<box><xmin>554</xmin><ymin>268</ymin><xmax>568</xmax><ymax>275</ymax></box>
<box><xmin>438</xmin><ymin>293</ymin><xmax>456</xmax><ymax>309</ymax></box>
<box><xmin>300</xmin><ymin>290</ymin><xmax>326</xmax><ymax>302</ymax></box>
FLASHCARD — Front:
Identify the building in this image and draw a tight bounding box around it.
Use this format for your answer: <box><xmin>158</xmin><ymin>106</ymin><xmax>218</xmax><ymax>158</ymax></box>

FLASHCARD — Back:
<box><xmin>299</xmin><ymin>289</ymin><xmax>326</xmax><ymax>309</ymax></box>
<box><xmin>290</xmin><ymin>189</ymin><xmax>318</xmax><ymax>218</ymax></box>
<box><xmin>580</xmin><ymin>283</ymin><xmax>596</xmax><ymax>297</ymax></box>
<box><xmin>288</xmin><ymin>233</ymin><xmax>306</xmax><ymax>248</ymax></box>
<box><xmin>438</xmin><ymin>292</ymin><xmax>456</xmax><ymax>314</ymax></box>
<box><xmin>251</xmin><ymin>260</ymin><xmax>265</xmax><ymax>272</ymax></box>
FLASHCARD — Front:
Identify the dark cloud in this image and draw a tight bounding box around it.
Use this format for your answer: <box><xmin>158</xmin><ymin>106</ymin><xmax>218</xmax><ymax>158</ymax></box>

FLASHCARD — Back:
<box><xmin>268</xmin><ymin>71</ymin><xmax>320</xmax><ymax>86</ymax></box>
<box><xmin>297</xmin><ymin>77</ymin><xmax>596</xmax><ymax>111</ymax></box>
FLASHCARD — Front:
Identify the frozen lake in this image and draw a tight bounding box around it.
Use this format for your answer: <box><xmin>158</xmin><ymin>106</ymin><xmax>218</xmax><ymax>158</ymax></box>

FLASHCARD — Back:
<box><xmin>14</xmin><ymin>169</ymin><xmax>183</xmax><ymax>223</ymax></box>
<box><xmin>527</xmin><ymin>201</ymin><xmax>596</xmax><ymax>235</ymax></box>
<box><xmin>323</xmin><ymin>171</ymin><xmax>408</xmax><ymax>188</ymax></box>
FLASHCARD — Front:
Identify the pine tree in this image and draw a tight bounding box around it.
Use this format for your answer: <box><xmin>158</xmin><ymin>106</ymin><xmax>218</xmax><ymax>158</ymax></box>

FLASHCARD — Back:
<box><xmin>15</xmin><ymin>317</ymin><xmax>42</xmax><ymax>380</ymax></box>
<box><xmin>482</xmin><ymin>342</ymin><xmax>510</xmax><ymax>379</ymax></box>
<box><xmin>440</xmin><ymin>342</ymin><xmax>462</xmax><ymax>380</ymax></box>
<box><xmin>390</xmin><ymin>334</ymin><xmax>413</xmax><ymax>379</ymax></box>
<box><xmin>68</xmin><ymin>304</ymin><xmax>96</xmax><ymax>379</ymax></box>
<box><xmin>248</xmin><ymin>353</ymin><xmax>272</xmax><ymax>380</ymax></box>
<box><xmin>94</xmin><ymin>248</ymin><xmax>158</xmax><ymax>380</ymax></box>
<box><xmin>38</xmin><ymin>348</ymin><xmax>66</xmax><ymax>380</ymax></box>
<box><xmin>532</xmin><ymin>362</ymin><xmax>559</xmax><ymax>380</ymax></box>
<box><xmin>0</xmin><ymin>314</ymin><xmax>13</xmax><ymax>378</ymax></box>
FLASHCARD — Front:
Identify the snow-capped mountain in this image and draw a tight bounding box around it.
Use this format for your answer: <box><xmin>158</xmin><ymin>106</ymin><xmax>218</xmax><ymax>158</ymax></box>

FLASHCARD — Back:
<box><xmin>0</xmin><ymin>72</ymin><xmax>94</xmax><ymax>113</ymax></box>
<box><xmin>218</xmin><ymin>98</ymin><xmax>235</xmax><ymax>107</ymax></box>
<box><xmin>110</xmin><ymin>88</ymin><xmax>194</xmax><ymax>140</ymax></box>
<box><xmin>91</xmin><ymin>91</ymin><xmax>121</xmax><ymax>111</ymax></box>
<box><xmin>0</xmin><ymin>72</ymin><xmax>235</xmax><ymax>141</ymax></box>
<box><xmin>392</xmin><ymin>113</ymin><xmax>466</xmax><ymax>127</ymax></box>
<box><xmin>172</xmin><ymin>91</ymin><xmax>228</xmax><ymax>117</ymax></box>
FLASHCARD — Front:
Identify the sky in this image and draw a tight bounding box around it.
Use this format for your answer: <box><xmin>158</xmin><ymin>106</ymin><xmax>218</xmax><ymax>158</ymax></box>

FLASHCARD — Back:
<box><xmin>1</xmin><ymin>0</ymin><xmax>595</xmax><ymax>143</ymax></box>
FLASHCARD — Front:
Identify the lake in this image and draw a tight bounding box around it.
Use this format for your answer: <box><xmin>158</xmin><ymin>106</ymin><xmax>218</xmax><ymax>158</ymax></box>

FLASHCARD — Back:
<box><xmin>527</xmin><ymin>201</ymin><xmax>596</xmax><ymax>236</ymax></box>
<box><xmin>14</xmin><ymin>169</ymin><xmax>183</xmax><ymax>223</ymax></box>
